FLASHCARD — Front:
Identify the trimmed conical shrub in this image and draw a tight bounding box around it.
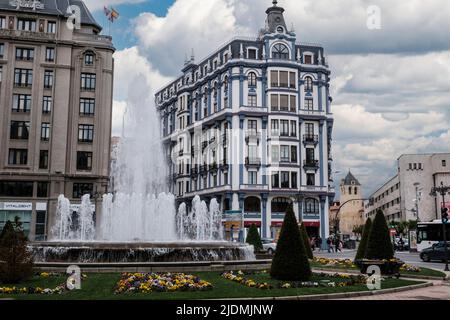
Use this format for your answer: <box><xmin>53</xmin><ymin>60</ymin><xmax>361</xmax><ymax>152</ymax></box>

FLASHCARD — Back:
<box><xmin>246</xmin><ymin>224</ymin><xmax>263</xmax><ymax>252</ymax></box>
<box><xmin>355</xmin><ymin>218</ymin><xmax>372</xmax><ymax>261</ymax></box>
<box><xmin>0</xmin><ymin>218</ymin><xmax>34</xmax><ymax>283</ymax></box>
<box><xmin>300</xmin><ymin>222</ymin><xmax>313</xmax><ymax>259</ymax></box>
<box><xmin>365</xmin><ymin>210</ymin><xmax>394</xmax><ymax>260</ymax></box>
<box><xmin>270</xmin><ymin>205</ymin><xmax>311</xmax><ymax>281</ymax></box>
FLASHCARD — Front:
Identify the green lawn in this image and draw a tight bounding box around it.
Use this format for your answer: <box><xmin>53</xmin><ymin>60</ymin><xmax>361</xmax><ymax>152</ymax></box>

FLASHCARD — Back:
<box><xmin>0</xmin><ymin>272</ymin><xmax>422</xmax><ymax>300</ymax></box>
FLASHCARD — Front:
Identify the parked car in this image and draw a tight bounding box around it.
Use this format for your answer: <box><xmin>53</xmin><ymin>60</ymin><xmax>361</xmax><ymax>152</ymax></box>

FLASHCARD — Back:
<box><xmin>261</xmin><ymin>238</ymin><xmax>276</xmax><ymax>255</ymax></box>
<box><xmin>420</xmin><ymin>242</ymin><xmax>450</xmax><ymax>262</ymax></box>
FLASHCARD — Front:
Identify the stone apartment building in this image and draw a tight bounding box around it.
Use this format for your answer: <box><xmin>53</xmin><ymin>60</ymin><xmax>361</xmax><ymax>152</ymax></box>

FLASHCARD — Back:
<box><xmin>0</xmin><ymin>0</ymin><xmax>115</xmax><ymax>240</ymax></box>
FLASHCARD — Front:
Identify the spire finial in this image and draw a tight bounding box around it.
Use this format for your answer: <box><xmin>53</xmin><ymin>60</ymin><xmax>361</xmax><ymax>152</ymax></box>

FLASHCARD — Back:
<box><xmin>273</xmin><ymin>0</ymin><xmax>278</xmax><ymax>6</ymax></box>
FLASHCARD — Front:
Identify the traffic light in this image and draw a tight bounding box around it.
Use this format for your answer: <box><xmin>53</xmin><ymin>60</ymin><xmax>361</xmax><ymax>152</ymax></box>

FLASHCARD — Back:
<box><xmin>442</xmin><ymin>207</ymin><xmax>449</xmax><ymax>224</ymax></box>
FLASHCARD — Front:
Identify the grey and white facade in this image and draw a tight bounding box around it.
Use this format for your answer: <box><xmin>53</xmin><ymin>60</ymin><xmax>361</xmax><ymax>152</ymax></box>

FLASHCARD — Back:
<box><xmin>0</xmin><ymin>0</ymin><xmax>115</xmax><ymax>240</ymax></box>
<box><xmin>156</xmin><ymin>1</ymin><xmax>335</xmax><ymax>241</ymax></box>
<box><xmin>364</xmin><ymin>153</ymin><xmax>450</xmax><ymax>223</ymax></box>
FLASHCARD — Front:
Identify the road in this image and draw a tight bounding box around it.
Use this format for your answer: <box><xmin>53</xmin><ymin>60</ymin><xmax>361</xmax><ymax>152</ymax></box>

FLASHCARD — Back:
<box><xmin>315</xmin><ymin>249</ymin><xmax>448</xmax><ymax>271</ymax></box>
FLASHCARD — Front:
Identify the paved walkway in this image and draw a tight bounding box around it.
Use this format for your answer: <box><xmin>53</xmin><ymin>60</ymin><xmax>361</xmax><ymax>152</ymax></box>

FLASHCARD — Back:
<box><xmin>340</xmin><ymin>281</ymin><xmax>450</xmax><ymax>300</ymax></box>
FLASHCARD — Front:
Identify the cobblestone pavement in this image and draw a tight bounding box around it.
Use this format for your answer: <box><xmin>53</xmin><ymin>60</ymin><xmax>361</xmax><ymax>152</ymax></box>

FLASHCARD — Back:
<box><xmin>340</xmin><ymin>281</ymin><xmax>450</xmax><ymax>300</ymax></box>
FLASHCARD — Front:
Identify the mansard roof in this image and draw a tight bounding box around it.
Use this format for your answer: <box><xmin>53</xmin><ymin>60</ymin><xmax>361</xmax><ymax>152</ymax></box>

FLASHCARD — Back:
<box><xmin>0</xmin><ymin>0</ymin><xmax>101</xmax><ymax>31</ymax></box>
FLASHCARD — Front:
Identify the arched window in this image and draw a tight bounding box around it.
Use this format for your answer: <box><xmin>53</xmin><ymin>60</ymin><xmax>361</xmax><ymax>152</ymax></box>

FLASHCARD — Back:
<box><xmin>244</xmin><ymin>197</ymin><xmax>261</xmax><ymax>213</ymax></box>
<box><xmin>213</xmin><ymin>82</ymin><xmax>218</xmax><ymax>98</ymax></box>
<box><xmin>84</xmin><ymin>51</ymin><xmax>94</xmax><ymax>65</ymax></box>
<box><xmin>223</xmin><ymin>76</ymin><xmax>229</xmax><ymax>93</ymax></box>
<box><xmin>354</xmin><ymin>187</ymin><xmax>358</xmax><ymax>195</ymax></box>
<box><xmin>271</xmin><ymin>197</ymin><xmax>292</xmax><ymax>213</ymax></box>
<box><xmin>305</xmin><ymin>198</ymin><xmax>319</xmax><ymax>214</ymax></box>
<box><xmin>348</xmin><ymin>187</ymin><xmax>352</xmax><ymax>195</ymax></box>
<box><xmin>304</xmin><ymin>77</ymin><xmax>313</xmax><ymax>92</ymax></box>
<box><xmin>248</xmin><ymin>72</ymin><xmax>257</xmax><ymax>87</ymax></box>
<box><xmin>272</xmin><ymin>43</ymin><xmax>289</xmax><ymax>60</ymax></box>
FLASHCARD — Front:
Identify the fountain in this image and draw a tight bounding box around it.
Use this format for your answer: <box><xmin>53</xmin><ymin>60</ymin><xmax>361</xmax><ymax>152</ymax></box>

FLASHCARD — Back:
<box><xmin>30</xmin><ymin>75</ymin><xmax>254</xmax><ymax>264</ymax></box>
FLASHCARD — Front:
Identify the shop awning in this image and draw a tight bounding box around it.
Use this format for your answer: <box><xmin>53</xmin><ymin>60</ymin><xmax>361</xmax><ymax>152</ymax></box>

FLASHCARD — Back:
<box><xmin>303</xmin><ymin>221</ymin><xmax>320</xmax><ymax>227</ymax></box>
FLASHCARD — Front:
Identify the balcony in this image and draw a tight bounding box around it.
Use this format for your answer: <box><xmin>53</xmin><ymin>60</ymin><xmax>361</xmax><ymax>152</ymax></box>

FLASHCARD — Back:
<box><xmin>303</xmin><ymin>159</ymin><xmax>319</xmax><ymax>171</ymax></box>
<box><xmin>209</xmin><ymin>162</ymin><xmax>218</xmax><ymax>171</ymax></box>
<box><xmin>72</xmin><ymin>33</ymin><xmax>113</xmax><ymax>46</ymax></box>
<box><xmin>220</xmin><ymin>158</ymin><xmax>229</xmax><ymax>170</ymax></box>
<box><xmin>303</xmin><ymin>134</ymin><xmax>319</xmax><ymax>145</ymax></box>
<box><xmin>245</xmin><ymin>130</ymin><xmax>261</xmax><ymax>143</ymax></box>
<box><xmin>0</xmin><ymin>29</ymin><xmax>56</xmax><ymax>41</ymax></box>
<box><xmin>245</xmin><ymin>157</ymin><xmax>261</xmax><ymax>168</ymax></box>
<box><xmin>299</xmin><ymin>185</ymin><xmax>328</xmax><ymax>193</ymax></box>
<box><xmin>240</xmin><ymin>184</ymin><xmax>269</xmax><ymax>191</ymax></box>
<box><xmin>199</xmin><ymin>164</ymin><xmax>208</xmax><ymax>175</ymax></box>
<box><xmin>14</xmin><ymin>83</ymin><xmax>32</xmax><ymax>89</ymax></box>
<box><xmin>190</xmin><ymin>166</ymin><xmax>198</xmax><ymax>177</ymax></box>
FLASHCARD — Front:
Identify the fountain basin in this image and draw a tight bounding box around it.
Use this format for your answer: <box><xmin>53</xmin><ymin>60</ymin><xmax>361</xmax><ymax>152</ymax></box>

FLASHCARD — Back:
<box><xmin>30</xmin><ymin>241</ymin><xmax>255</xmax><ymax>263</ymax></box>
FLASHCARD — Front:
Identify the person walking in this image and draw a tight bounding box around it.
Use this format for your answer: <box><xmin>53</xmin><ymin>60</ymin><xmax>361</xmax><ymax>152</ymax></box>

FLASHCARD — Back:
<box><xmin>339</xmin><ymin>239</ymin><xmax>344</xmax><ymax>252</ymax></box>
<box><xmin>335</xmin><ymin>238</ymin><xmax>342</xmax><ymax>253</ymax></box>
<box><xmin>327</xmin><ymin>237</ymin><xmax>334</xmax><ymax>253</ymax></box>
<box><xmin>316</xmin><ymin>236</ymin><xmax>323</xmax><ymax>252</ymax></box>
<box><xmin>310</xmin><ymin>237</ymin><xmax>316</xmax><ymax>252</ymax></box>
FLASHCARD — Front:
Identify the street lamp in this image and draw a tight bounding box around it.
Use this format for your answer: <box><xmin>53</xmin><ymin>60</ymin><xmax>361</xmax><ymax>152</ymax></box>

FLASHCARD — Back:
<box><xmin>430</xmin><ymin>181</ymin><xmax>450</xmax><ymax>272</ymax></box>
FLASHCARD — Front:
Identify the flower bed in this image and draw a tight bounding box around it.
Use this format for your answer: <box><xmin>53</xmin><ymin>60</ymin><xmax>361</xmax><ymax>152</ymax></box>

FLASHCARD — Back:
<box><xmin>312</xmin><ymin>257</ymin><xmax>357</xmax><ymax>269</ymax></box>
<box><xmin>399</xmin><ymin>264</ymin><xmax>421</xmax><ymax>273</ymax></box>
<box><xmin>0</xmin><ymin>273</ymin><xmax>87</xmax><ymax>295</ymax></box>
<box><xmin>221</xmin><ymin>270</ymin><xmax>368</xmax><ymax>290</ymax></box>
<box><xmin>114</xmin><ymin>273</ymin><xmax>213</xmax><ymax>294</ymax></box>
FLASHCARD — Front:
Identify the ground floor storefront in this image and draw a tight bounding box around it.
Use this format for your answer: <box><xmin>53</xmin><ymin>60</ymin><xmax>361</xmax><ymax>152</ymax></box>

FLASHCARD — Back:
<box><xmin>179</xmin><ymin>190</ymin><xmax>333</xmax><ymax>247</ymax></box>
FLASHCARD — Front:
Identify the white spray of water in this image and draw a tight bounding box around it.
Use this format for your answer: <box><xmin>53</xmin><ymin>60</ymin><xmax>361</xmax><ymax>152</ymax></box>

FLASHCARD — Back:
<box><xmin>52</xmin><ymin>195</ymin><xmax>95</xmax><ymax>241</ymax></box>
<box><xmin>50</xmin><ymin>74</ymin><xmax>223</xmax><ymax>242</ymax></box>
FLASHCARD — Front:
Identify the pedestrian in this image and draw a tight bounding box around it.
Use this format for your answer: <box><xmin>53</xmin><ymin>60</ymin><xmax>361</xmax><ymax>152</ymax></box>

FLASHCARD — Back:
<box><xmin>310</xmin><ymin>237</ymin><xmax>316</xmax><ymax>251</ymax></box>
<box><xmin>317</xmin><ymin>236</ymin><xmax>323</xmax><ymax>252</ymax></box>
<box><xmin>335</xmin><ymin>238</ymin><xmax>342</xmax><ymax>253</ymax></box>
<box><xmin>327</xmin><ymin>237</ymin><xmax>334</xmax><ymax>253</ymax></box>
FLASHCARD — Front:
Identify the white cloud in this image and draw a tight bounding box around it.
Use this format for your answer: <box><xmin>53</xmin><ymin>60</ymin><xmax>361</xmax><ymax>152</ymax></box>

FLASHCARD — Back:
<box><xmin>133</xmin><ymin>0</ymin><xmax>237</xmax><ymax>75</ymax></box>
<box><xmin>332</xmin><ymin>104</ymin><xmax>450</xmax><ymax>195</ymax></box>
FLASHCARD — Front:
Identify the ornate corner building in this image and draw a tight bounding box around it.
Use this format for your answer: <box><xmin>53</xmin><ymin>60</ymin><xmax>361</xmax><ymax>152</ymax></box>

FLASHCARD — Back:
<box><xmin>0</xmin><ymin>0</ymin><xmax>115</xmax><ymax>240</ymax></box>
<box><xmin>156</xmin><ymin>1</ymin><xmax>335</xmax><ymax>241</ymax></box>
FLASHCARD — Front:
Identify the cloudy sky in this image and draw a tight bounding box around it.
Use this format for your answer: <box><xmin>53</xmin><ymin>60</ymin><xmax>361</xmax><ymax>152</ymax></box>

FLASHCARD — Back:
<box><xmin>85</xmin><ymin>0</ymin><xmax>450</xmax><ymax>196</ymax></box>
